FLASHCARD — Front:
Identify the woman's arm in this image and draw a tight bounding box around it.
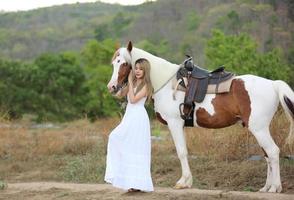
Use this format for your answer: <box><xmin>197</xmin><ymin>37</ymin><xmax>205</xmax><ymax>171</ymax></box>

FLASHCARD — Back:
<box><xmin>128</xmin><ymin>85</ymin><xmax>147</xmax><ymax>104</ymax></box>
<box><xmin>128</xmin><ymin>70</ymin><xmax>147</xmax><ymax>104</ymax></box>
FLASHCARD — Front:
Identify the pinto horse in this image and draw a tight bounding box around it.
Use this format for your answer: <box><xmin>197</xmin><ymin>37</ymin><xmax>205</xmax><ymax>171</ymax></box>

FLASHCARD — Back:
<box><xmin>107</xmin><ymin>41</ymin><xmax>294</xmax><ymax>193</ymax></box>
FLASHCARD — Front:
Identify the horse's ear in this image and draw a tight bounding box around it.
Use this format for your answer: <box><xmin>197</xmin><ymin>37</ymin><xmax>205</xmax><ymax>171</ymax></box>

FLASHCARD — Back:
<box><xmin>127</xmin><ymin>41</ymin><xmax>133</xmax><ymax>52</ymax></box>
<box><xmin>115</xmin><ymin>42</ymin><xmax>120</xmax><ymax>50</ymax></box>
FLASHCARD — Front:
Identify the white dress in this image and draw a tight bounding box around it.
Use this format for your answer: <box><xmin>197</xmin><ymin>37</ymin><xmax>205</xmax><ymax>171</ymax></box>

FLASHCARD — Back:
<box><xmin>104</xmin><ymin>94</ymin><xmax>154</xmax><ymax>192</ymax></box>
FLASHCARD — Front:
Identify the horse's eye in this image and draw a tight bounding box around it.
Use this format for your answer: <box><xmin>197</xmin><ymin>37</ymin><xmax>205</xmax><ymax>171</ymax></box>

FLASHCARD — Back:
<box><xmin>117</xmin><ymin>60</ymin><xmax>120</xmax><ymax>63</ymax></box>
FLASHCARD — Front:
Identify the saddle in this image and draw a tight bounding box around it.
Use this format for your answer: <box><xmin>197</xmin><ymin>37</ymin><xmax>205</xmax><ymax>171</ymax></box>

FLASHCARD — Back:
<box><xmin>178</xmin><ymin>57</ymin><xmax>234</xmax><ymax>125</ymax></box>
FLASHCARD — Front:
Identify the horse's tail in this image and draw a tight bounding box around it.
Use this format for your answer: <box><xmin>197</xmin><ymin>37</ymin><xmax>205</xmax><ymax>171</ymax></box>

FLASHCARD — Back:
<box><xmin>273</xmin><ymin>80</ymin><xmax>294</xmax><ymax>144</ymax></box>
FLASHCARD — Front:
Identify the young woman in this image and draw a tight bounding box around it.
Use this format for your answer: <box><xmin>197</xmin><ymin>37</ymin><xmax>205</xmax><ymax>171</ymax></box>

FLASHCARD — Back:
<box><xmin>104</xmin><ymin>58</ymin><xmax>154</xmax><ymax>192</ymax></box>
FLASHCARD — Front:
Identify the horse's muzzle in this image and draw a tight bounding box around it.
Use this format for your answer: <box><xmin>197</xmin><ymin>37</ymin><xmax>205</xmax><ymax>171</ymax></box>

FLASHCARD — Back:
<box><xmin>110</xmin><ymin>85</ymin><xmax>118</xmax><ymax>94</ymax></box>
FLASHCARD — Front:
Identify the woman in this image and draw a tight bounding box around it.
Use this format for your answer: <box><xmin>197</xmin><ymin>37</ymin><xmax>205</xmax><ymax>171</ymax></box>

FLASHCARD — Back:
<box><xmin>104</xmin><ymin>58</ymin><xmax>154</xmax><ymax>192</ymax></box>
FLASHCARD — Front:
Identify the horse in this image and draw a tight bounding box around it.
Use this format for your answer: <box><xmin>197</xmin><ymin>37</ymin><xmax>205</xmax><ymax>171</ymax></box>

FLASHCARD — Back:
<box><xmin>107</xmin><ymin>41</ymin><xmax>294</xmax><ymax>193</ymax></box>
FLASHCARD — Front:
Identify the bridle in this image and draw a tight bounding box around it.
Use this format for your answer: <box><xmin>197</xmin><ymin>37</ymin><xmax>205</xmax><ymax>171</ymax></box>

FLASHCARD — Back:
<box><xmin>112</xmin><ymin>62</ymin><xmax>132</xmax><ymax>94</ymax></box>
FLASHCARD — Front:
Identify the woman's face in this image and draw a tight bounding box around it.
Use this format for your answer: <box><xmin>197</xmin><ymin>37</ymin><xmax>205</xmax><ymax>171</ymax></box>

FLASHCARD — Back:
<box><xmin>134</xmin><ymin>64</ymin><xmax>144</xmax><ymax>79</ymax></box>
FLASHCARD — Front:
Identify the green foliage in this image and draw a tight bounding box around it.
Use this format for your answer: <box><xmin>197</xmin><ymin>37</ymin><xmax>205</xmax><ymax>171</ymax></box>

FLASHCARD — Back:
<box><xmin>243</xmin><ymin>186</ymin><xmax>255</xmax><ymax>192</ymax></box>
<box><xmin>0</xmin><ymin>0</ymin><xmax>292</xmax><ymax>74</ymax></box>
<box><xmin>83</xmin><ymin>65</ymin><xmax>119</xmax><ymax>119</ymax></box>
<box><xmin>227</xmin><ymin>10</ymin><xmax>241</xmax><ymax>32</ymax></box>
<box><xmin>0</xmin><ymin>180</ymin><xmax>7</xmax><ymax>190</ymax></box>
<box><xmin>0</xmin><ymin>2</ymin><xmax>123</xmax><ymax>60</ymax></box>
<box><xmin>287</xmin><ymin>46</ymin><xmax>294</xmax><ymax>87</ymax></box>
<box><xmin>81</xmin><ymin>39</ymin><xmax>116</xmax><ymax>67</ymax></box>
<box><xmin>81</xmin><ymin>39</ymin><xmax>120</xmax><ymax>119</ymax></box>
<box><xmin>0</xmin><ymin>38</ymin><xmax>123</xmax><ymax>122</ymax></box>
<box><xmin>0</xmin><ymin>52</ymin><xmax>88</xmax><ymax>121</ymax></box>
<box><xmin>186</xmin><ymin>11</ymin><xmax>201</xmax><ymax>31</ymax></box>
<box><xmin>216</xmin><ymin>10</ymin><xmax>241</xmax><ymax>34</ymax></box>
<box><xmin>94</xmin><ymin>24</ymin><xmax>111</xmax><ymax>41</ymax></box>
<box><xmin>205</xmin><ymin>30</ymin><xmax>290</xmax><ymax>81</ymax></box>
<box><xmin>112</xmin><ymin>12</ymin><xmax>132</xmax><ymax>35</ymax></box>
<box><xmin>0</xmin><ymin>0</ymin><xmax>293</xmax><ymax>121</ymax></box>
<box><xmin>94</xmin><ymin>11</ymin><xmax>134</xmax><ymax>41</ymax></box>
<box><xmin>137</xmin><ymin>39</ymin><xmax>169</xmax><ymax>57</ymax></box>
<box><xmin>0</xmin><ymin>60</ymin><xmax>35</xmax><ymax>118</ymax></box>
<box><xmin>33</xmin><ymin>52</ymin><xmax>87</xmax><ymax>121</ymax></box>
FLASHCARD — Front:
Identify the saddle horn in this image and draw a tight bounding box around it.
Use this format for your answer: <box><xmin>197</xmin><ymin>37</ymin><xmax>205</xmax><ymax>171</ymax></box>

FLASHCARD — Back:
<box><xmin>183</xmin><ymin>56</ymin><xmax>194</xmax><ymax>71</ymax></box>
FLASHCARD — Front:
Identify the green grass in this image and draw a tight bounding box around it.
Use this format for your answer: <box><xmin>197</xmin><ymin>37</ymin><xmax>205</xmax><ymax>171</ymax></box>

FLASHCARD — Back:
<box><xmin>0</xmin><ymin>180</ymin><xmax>7</xmax><ymax>190</ymax></box>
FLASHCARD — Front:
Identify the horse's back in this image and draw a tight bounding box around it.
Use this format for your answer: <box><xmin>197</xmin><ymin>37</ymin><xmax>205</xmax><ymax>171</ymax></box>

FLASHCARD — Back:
<box><xmin>236</xmin><ymin>74</ymin><xmax>274</xmax><ymax>86</ymax></box>
<box><xmin>236</xmin><ymin>75</ymin><xmax>277</xmax><ymax>98</ymax></box>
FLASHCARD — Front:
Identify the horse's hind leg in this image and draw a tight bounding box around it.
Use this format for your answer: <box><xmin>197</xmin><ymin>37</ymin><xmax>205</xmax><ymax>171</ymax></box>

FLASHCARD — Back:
<box><xmin>250</xmin><ymin>127</ymin><xmax>282</xmax><ymax>193</ymax></box>
<box><xmin>167</xmin><ymin>118</ymin><xmax>193</xmax><ymax>189</ymax></box>
<box><xmin>260</xmin><ymin>156</ymin><xmax>272</xmax><ymax>192</ymax></box>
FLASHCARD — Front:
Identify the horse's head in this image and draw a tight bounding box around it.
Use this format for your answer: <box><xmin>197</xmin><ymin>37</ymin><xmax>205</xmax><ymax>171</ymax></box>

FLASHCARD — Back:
<box><xmin>107</xmin><ymin>42</ymin><xmax>133</xmax><ymax>95</ymax></box>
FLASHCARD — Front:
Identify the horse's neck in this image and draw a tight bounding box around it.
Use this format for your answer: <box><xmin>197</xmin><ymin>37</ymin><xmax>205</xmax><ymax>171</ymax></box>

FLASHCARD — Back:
<box><xmin>131</xmin><ymin>48</ymin><xmax>180</xmax><ymax>92</ymax></box>
<box><xmin>152</xmin><ymin>75</ymin><xmax>176</xmax><ymax>100</ymax></box>
<box><xmin>131</xmin><ymin>48</ymin><xmax>174</xmax><ymax>65</ymax></box>
<box><xmin>152</xmin><ymin>75</ymin><xmax>185</xmax><ymax>115</ymax></box>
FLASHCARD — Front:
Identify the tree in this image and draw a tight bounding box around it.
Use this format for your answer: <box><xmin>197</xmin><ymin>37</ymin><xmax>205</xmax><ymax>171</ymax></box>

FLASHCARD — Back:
<box><xmin>32</xmin><ymin>52</ymin><xmax>88</xmax><ymax>121</ymax></box>
<box><xmin>0</xmin><ymin>59</ymin><xmax>35</xmax><ymax>118</ymax></box>
<box><xmin>205</xmin><ymin>30</ymin><xmax>290</xmax><ymax>82</ymax></box>
<box><xmin>0</xmin><ymin>53</ymin><xmax>88</xmax><ymax>121</ymax></box>
<box><xmin>81</xmin><ymin>39</ymin><xmax>120</xmax><ymax>119</ymax></box>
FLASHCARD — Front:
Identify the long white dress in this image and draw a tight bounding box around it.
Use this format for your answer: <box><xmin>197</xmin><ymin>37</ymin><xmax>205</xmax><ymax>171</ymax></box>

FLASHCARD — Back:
<box><xmin>104</xmin><ymin>94</ymin><xmax>154</xmax><ymax>192</ymax></box>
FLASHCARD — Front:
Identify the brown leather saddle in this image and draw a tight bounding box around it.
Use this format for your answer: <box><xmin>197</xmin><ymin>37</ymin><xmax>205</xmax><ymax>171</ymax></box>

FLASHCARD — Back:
<box><xmin>178</xmin><ymin>56</ymin><xmax>234</xmax><ymax>125</ymax></box>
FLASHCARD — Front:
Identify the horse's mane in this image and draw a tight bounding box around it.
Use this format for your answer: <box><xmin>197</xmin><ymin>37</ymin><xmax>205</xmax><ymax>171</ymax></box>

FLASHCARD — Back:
<box><xmin>120</xmin><ymin>47</ymin><xmax>180</xmax><ymax>93</ymax></box>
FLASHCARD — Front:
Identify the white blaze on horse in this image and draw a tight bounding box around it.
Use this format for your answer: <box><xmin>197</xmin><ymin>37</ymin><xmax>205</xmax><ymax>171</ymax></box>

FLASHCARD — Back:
<box><xmin>107</xmin><ymin>41</ymin><xmax>294</xmax><ymax>193</ymax></box>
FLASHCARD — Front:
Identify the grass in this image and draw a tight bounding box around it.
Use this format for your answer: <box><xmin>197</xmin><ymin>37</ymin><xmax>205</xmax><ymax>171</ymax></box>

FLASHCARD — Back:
<box><xmin>0</xmin><ymin>113</ymin><xmax>293</xmax><ymax>193</ymax></box>
<box><xmin>0</xmin><ymin>180</ymin><xmax>7</xmax><ymax>190</ymax></box>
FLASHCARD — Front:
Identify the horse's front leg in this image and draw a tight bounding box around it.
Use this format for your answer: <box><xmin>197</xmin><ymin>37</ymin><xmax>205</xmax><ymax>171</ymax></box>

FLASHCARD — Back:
<box><xmin>167</xmin><ymin>118</ymin><xmax>193</xmax><ymax>189</ymax></box>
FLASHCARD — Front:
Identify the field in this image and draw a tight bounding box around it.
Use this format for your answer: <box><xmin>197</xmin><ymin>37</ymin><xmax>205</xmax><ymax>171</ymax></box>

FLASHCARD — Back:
<box><xmin>0</xmin><ymin>109</ymin><xmax>293</xmax><ymax>199</ymax></box>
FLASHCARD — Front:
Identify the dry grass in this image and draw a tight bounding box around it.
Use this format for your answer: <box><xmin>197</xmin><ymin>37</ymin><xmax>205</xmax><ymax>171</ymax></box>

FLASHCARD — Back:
<box><xmin>0</xmin><ymin>117</ymin><xmax>122</xmax><ymax>160</ymax></box>
<box><xmin>0</xmin><ymin>113</ymin><xmax>293</xmax><ymax>193</ymax></box>
<box><xmin>185</xmin><ymin>108</ymin><xmax>294</xmax><ymax>161</ymax></box>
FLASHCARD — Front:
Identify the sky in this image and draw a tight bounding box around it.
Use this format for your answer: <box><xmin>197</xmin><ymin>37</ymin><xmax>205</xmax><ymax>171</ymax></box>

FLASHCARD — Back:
<box><xmin>0</xmin><ymin>0</ymin><xmax>149</xmax><ymax>12</ymax></box>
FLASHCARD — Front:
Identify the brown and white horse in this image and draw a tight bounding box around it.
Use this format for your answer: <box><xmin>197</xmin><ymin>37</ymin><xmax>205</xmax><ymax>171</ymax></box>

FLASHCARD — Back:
<box><xmin>107</xmin><ymin>41</ymin><xmax>294</xmax><ymax>193</ymax></box>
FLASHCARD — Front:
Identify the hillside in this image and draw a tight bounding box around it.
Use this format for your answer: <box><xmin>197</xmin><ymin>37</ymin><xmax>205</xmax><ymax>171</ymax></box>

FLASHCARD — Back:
<box><xmin>0</xmin><ymin>2</ymin><xmax>130</xmax><ymax>60</ymax></box>
<box><xmin>127</xmin><ymin>0</ymin><xmax>294</xmax><ymax>64</ymax></box>
<box><xmin>0</xmin><ymin>0</ymin><xmax>293</xmax><ymax>66</ymax></box>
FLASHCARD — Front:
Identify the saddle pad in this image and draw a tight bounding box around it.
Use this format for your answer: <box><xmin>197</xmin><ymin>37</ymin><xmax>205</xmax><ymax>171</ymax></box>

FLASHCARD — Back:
<box><xmin>172</xmin><ymin>76</ymin><xmax>235</xmax><ymax>94</ymax></box>
<box><xmin>207</xmin><ymin>76</ymin><xmax>235</xmax><ymax>93</ymax></box>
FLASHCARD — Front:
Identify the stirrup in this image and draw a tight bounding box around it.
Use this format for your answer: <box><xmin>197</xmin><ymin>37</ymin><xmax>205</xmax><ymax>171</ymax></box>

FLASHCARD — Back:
<box><xmin>179</xmin><ymin>103</ymin><xmax>193</xmax><ymax>120</ymax></box>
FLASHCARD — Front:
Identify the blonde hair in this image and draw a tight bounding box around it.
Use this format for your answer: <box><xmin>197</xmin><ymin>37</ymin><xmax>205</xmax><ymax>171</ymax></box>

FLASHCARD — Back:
<box><xmin>133</xmin><ymin>58</ymin><xmax>154</xmax><ymax>103</ymax></box>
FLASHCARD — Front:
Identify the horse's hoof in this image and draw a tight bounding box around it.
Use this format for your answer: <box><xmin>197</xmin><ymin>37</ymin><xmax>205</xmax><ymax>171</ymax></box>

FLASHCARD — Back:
<box><xmin>173</xmin><ymin>183</ymin><xmax>190</xmax><ymax>189</ymax></box>
<box><xmin>268</xmin><ymin>185</ymin><xmax>282</xmax><ymax>193</ymax></box>
<box><xmin>259</xmin><ymin>186</ymin><xmax>269</xmax><ymax>192</ymax></box>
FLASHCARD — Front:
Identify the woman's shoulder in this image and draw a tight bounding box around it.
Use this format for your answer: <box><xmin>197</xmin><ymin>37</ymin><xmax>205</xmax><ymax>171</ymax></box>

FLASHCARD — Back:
<box><xmin>136</xmin><ymin>84</ymin><xmax>147</xmax><ymax>93</ymax></box>
<box><xmin>141</xmin><ymin>85</ymin><xmax>148</xmax><ymax>96</ymax></box>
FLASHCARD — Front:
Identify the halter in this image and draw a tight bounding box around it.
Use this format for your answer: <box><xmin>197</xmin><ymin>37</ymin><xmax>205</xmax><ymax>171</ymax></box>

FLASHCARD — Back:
<box><xmin>113</xmin><ymin>62</ymin><xmax>132</xmax><ymax>94</ymax></box>
<box><xmin>113</xmin><ymin>48</ymin><xmax>134</xmax><ymax>94</ymax></box>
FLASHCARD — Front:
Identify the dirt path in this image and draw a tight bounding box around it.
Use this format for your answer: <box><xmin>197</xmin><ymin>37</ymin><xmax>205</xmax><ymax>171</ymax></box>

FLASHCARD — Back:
<box><xmin>0</xmin><ymin>182</ymin><xmax>293</xmax><ymax>200</ymax></box>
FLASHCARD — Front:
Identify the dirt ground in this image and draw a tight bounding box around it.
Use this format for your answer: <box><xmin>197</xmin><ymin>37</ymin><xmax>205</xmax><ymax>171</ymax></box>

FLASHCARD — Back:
<box><xmin>0</xmin><ymin>182</ymin><xmax>293</xmax><ymax>200</ymax></box>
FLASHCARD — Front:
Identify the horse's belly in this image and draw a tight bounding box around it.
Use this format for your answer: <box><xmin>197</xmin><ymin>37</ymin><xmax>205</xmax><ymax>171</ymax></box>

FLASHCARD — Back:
<box><xmin>195</xmin><ymin>107</ymin><xmax>239</xmax><ymax>128</ymax></box>
<box><xmin>193</xmin><ymin>79</ymin><xmax>251</xmax><ymax>128</ymax></box>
